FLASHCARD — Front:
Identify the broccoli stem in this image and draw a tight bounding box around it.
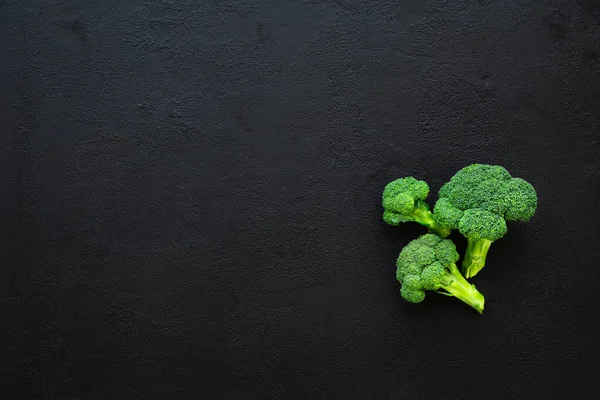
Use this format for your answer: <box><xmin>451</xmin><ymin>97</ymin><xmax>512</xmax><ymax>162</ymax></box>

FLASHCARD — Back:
<box><xmin>412</xmin><ymin>200</ymin><xmax>451</xmax><ymax>238</ymax></box>
<box><xmin>462</xmin><ymin>238</ymin><xmax>493</xmax><ymax>278</ymax></box>
<box><xmin>440</xmin><ymin>263</ymin><xmax>485</xmax><ymax>314</ymax></box>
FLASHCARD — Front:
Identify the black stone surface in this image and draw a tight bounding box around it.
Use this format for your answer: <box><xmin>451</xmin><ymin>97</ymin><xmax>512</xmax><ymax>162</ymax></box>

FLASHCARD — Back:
<box><xmin>1</xmin><ymin>1</ymin><xmax>600</xmax><ymax>399</ymax></box>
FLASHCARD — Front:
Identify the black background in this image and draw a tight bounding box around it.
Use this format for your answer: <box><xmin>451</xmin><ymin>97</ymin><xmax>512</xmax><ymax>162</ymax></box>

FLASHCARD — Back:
<box><xmin>2</xmin><ymin>1</ymin><xmax>600</xmax><ymax>399</ymax></box>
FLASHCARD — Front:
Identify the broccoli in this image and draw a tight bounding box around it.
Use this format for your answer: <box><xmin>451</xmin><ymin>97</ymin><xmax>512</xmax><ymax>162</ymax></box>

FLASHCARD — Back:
<box><xmin>396</xmin><ymin>234</ymin><xmax>485</xmax><ymax>313</ymax></box>
<box><xmin>382</xmin><ymin>177</ymin><xmax>451</xmax><ymax>238</ymax></box>
<box><xmin>433</xmin><ymin>164</ymin><xmax>537</xmax><ymax>278</ymax></box>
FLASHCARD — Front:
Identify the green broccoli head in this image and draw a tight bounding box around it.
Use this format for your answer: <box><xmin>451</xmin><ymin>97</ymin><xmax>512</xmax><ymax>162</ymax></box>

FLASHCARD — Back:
<box><xmin>435</xmin><ymin>164</ymin><xmax>537</xmax><ymax>229</ymax></box>
<box><xmin>382</xmin><ymin>177</ymin><xmax>450</xmax><ymax>237</ymax></box>
<box><xmin>395</xmin><ymin>234</ymin><xmax>483</xmax><ymax>313</ymax></box>
<box><xmin>434</xmin><ymin>164</ymin><xmax>537</xmax><ymax>278</ymax></box>
<box><xmin>396</xmin><ymin>234</ymin><xmax>450</xmax><ymax>302</ymax></box>
<box><xmin>382</xmin><ymin>177</ymin><xmax>429</xmax><ymax>216</ymax></box>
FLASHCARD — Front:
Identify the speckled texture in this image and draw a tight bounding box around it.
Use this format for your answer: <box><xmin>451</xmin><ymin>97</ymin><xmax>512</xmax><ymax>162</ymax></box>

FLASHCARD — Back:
<box><xmin>1</xmin><ymin>1</ymin><xmax>599</xmax><ymax>399</ymax></box>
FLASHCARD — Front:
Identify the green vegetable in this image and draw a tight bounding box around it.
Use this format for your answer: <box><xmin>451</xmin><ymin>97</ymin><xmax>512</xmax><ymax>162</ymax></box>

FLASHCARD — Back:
<box><xmin>396</xmin><ymin>234</ymin><xmax>485</xmax><ymax>313</ymax></box>
<box><xmin>433</xmin><ymin>164</ymin><xmax>537</xmax><ymax>278</ymax></box>
<box><xmin>382</xmin><ymin>177</ymin><xmax>450</xmax><ymax>238</ymax></box>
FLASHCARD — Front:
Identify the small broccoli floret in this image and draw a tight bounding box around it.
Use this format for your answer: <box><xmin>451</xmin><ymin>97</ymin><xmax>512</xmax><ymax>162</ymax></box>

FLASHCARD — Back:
<box><xmin>382</xmin><ymin>177</ymin><xmax>450</xmax><ymax>238</ymax></box>
<box><xmin>458</xmin><ymin>209</ymin><xmax>507</xmax><ymax>242</ymax></box>
<box><xmin>432</xmin><ymin>198</ymin><xmax>463</xmax><ymax>229</ymax></box>
<box><xmin>434</xmin><ymin>164</ymin><xmax>537</xmax><ymax>278</ymax></box>
<box><xmin>396</xmin><ymin>234</ymin><xmax>485</xmax><ymax>314</ymax></box>
<box><xmin>400</xmin><ymin>275</ymin><xmax>426</xmax><ymax>303</ymax></box>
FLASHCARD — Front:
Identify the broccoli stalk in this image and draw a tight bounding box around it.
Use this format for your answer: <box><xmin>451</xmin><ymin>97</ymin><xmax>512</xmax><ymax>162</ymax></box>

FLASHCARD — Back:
<box><xmin>438</xmin><ymin>262</ymin><xmax>485</xmax><ymax>313</ymax></box>
<box><xmin>410</xmin><ymin>200</ymin><xmax>451</xmax><ymax>238</ymax></box>
<box><xmin>385</xmin><ymin>199</ymin><xmax>450</xmax><ymax>238</ymax></box>
<box><xmin>382</xmin><ymin>177</ymin><xmax>451</xmax><ymax>238</ymax></box>
<box><xmin>463</xmin><ymin>238</ymin><xmax>493</xmax><ymax>279</ymax></box>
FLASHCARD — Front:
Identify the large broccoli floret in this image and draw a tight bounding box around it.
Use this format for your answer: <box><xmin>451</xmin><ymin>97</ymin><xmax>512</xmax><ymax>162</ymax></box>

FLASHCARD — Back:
<box><xmin>396</xmin><ymin>234</ymin><xmax>485</xmax><ymax>314</ymax></box>
<box><xmin>382</xmin><ymin>177</ymin><xmax>450</xmax><ymax>238</ymax></box>
<box><xmin>433</xmin><ymin>164</ymin><xmax>537</xmax><ymax>278</ymax></box>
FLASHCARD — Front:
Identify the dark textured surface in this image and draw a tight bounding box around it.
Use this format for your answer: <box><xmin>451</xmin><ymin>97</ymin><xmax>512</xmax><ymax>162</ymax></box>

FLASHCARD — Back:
<box><xmin>1</xmin><ymin>0</ymin><xmax>600</xmax><ymax>399</ymax></box>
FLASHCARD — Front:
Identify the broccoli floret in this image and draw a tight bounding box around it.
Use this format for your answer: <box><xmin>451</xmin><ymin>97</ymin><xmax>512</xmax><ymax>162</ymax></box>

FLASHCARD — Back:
<box><xmin>382</xmin><ymin>177</ymin><xmax>450</xmax><ymax>238</ymax></box>
<box><xmin>434</xmin><ymin>164</ymin><xmax>537</xmax><ymax>278</ymax></box>
<box><xmin>396</xmin><ymin>234</ymin><xmax>485</xmax><ymax>314</ymax></box>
